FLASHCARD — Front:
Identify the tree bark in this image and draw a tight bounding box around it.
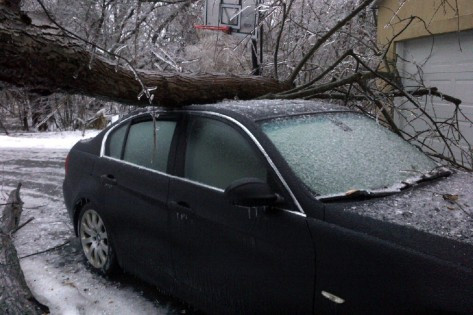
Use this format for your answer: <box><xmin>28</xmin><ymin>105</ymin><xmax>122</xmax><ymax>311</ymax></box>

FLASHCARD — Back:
<box><xmin>0</xmin><ymin>6</ymin><xmax>291</xmax><ymax>107</ymax></box>
<box><xmin>0</xmin><ymin>117</ymin><xmax>8</xmax><ymax>135</ymax></box>
<box><xmin>0</xmin><ymin>184</ymin><xmax>49</xmax><ymax>314</ymax></box>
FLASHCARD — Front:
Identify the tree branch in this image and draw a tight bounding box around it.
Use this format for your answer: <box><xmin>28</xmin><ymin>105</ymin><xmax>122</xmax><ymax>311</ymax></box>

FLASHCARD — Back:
<box><xmin>0</xmin><ymin>6</ymin><xmax>291</xmax><ymax>106</ymax></box>
<box><xmin>0</xmin><ymin>184</ymin><xmax>49</xmax><ymax>314</ymax></box>
<box><xmin>270</xmin><ymin>72</ymin><xmax>368</xmax><ymax>99</ymax></box>
<box><xmin>273</xmin><ymin>0</ymin><xmax>294</xmax><ymax>80</ymax></box>
<box><xmin>390</xmin><ymin>87</ymin><xmax>462</xmax><ymax>106</ymax></box>
<box><xmin>287</xmin><ymin>0</ymin><xmax>376</xmax><ymax>83</ymax></box>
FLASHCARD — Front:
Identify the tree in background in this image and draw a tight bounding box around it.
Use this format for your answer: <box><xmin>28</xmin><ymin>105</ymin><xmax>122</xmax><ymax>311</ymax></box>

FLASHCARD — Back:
<box><xmin>0</xmin><ymin>0</ymin><xmax>471</xmax><ymax>169</ymax></box>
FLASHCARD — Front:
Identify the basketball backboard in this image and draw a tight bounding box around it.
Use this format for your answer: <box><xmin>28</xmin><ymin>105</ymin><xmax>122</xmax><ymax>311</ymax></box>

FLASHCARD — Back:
<box><xmin>204</xmin><ymin>0</ymin><xmax>260</xmax><ymax>38</ymax></box>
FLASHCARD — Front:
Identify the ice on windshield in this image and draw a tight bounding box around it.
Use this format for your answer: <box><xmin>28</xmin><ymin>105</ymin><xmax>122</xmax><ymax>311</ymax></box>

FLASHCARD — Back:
<box><xmin>260</xmin><ymin>112</ymin><xmax>438</xmax><ymax>196</ymax></box>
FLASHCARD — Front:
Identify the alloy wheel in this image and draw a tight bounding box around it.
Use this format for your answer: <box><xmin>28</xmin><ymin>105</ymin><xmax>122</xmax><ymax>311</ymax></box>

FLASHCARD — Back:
<box><xmin>79</xmin><ymin>209</ymin><xmax>110</xmax><ymax>269</ymax></box>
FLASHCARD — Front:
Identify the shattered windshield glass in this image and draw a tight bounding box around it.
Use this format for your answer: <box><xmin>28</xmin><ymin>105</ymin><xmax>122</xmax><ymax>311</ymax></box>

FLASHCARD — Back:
<box><xmin>260</xmin><ymin>112</ymin><xmax>438</xmax><ymax>197</ymax></box>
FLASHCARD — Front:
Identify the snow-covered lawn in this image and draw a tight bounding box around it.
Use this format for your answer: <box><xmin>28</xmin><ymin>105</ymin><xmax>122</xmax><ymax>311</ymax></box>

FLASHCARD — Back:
<box><xmin>0</xmin><ymin>130</ymin><xmax>101</xmax><ymax>150</ymax></box>
<box><xmin>0</xmin><ymin>131</ymin><xmax>185</xmax><ymax>314</ymax></box>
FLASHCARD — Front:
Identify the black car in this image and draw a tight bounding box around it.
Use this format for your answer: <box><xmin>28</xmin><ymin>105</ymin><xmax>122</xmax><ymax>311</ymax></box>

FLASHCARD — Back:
<box><xmin>63</xmin><ymin>100</ymin><xmax>473</xmax><ymax>314</ymax></box>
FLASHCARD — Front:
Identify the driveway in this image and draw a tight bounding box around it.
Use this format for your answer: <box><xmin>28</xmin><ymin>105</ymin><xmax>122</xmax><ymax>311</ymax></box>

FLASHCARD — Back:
<box><xmin>0</xmin><ymin>137</ymin><xmax>192</xmax><ymax>314</ymax></box>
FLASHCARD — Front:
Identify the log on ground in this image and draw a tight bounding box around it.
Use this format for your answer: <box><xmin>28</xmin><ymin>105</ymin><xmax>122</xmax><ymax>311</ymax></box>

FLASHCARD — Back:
<box><xmin>0</xmin><ymin>183</ymin><xmax>49</xmax><ymax>314</ymax></box>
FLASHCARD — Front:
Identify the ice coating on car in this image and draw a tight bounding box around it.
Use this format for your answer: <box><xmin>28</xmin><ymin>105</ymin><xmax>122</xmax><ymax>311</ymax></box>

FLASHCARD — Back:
<box><xmin>115</xmin><ymin>99</ymin><xmax>349</xmax><ymax>124</ymax></box>
<box><xmin>260</xmin><ymin>112</ymin><xmax>437</xmax><ymax>196</ymax></box>
<box><xmin>344</xmin><ymin>170</ymin><xmax>473</xmax><ymax>244</ymax></box>
<box><xmin>187</xmin><ymin>99</ymin><xmax>349</xmax><ymax>120</ymax></box>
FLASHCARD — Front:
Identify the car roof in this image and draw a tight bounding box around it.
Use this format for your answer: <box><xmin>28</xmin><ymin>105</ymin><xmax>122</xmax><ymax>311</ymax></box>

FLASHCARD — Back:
<box><xmin>127</xmin><ymin>99</ymin><xmax>351</xmax><ymax>122</ymax></box>
<box><xmin>185</xmin><ymin>99</ymin><xmax>350</xmax><ymax>121</ymax></box>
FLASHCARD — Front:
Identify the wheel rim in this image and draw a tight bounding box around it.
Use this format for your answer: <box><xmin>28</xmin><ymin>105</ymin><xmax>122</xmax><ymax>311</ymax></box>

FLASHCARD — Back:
<box><xmin>80</xmin><ymin>209</ymin><xmax>109</xmax><ymax>269</ymax></box>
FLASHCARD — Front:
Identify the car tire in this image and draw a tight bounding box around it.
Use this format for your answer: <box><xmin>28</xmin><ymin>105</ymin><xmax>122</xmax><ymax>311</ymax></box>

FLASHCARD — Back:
<box><xmin>78</xmin><ymin>204</ymin><xmax>117</xmax><ymax>275</ymax></box>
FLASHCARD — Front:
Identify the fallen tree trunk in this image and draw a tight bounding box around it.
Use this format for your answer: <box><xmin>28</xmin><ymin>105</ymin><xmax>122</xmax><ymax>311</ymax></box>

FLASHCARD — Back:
<box><xmin>0</xmin><ymin>184</ymin><xmax>49</xmax><ymax>314</ymax></box>
<box><xmin>0</xmin><ymin>5</ymin><xmax>291</xmax><ymax>107</ymax></box>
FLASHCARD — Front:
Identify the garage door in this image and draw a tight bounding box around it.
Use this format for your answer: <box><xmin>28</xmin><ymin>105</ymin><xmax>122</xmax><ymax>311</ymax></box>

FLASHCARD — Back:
<box><xmin>396</xmin><ymin>29</ymin><xmax>473</xmax><ymax>167</ymax></box>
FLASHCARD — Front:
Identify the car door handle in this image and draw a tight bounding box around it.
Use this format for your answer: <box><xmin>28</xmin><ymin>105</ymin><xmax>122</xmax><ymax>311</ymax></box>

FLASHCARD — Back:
<box><xmin>168</xmin><ymin>201</ymin><xmax>194</xmax><ymax>214</ymax></box>
<box><xmin>100</xmin><ymin>174</ymin><xmax>117</xmax><ymax>186</ymax></box>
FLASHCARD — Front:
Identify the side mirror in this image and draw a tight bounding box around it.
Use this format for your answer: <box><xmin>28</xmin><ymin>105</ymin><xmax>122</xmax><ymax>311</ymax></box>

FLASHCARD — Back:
<box><xmin>224</xmin><ymin>178</ymin><xmax>281</xmax><ymax>207</ymax></box>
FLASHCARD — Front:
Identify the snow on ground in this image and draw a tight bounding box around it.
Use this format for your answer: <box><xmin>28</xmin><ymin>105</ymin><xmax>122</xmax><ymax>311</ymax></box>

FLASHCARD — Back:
<box><xmin>0</xmin><ymin>132</ymin><xmax>188</xmax><ymax>314</ymax></box>
<box><xmin>21</xmin><ymin>257</ymin><xmax>160</xmax><ymax>315</ymax></box>
<box><xmin>0</xmin><ymin>130</ymin><xmax>101</xmax><ymax>149</ymax></box>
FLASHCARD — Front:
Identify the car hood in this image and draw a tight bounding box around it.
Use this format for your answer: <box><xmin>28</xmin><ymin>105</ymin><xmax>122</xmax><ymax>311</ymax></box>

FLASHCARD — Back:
<box><xmin>323</xmin><ymin>170</ymin><xmax>473</xmax><ymax>267</ymax></box>
<box><xmin>340</xmin><ymin>170</ymin><xmax>473</xmax><ymax>245</ymax></box>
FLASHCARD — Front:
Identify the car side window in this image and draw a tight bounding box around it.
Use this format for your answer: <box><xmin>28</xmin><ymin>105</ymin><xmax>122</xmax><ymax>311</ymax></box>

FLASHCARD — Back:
<box><xmin>184</xmin><ymin>116</ymin><xmax>267</xmax><ymax>189</ymax></box>
<box><xmin>123</xmin><ymin>120</ymin><xmax>176</xmax><ymax>172</ymax></box>
<box><xmin>107</xmin><ymin>123</ymin><xmax>127</xmax><ymax>159</ymax></box>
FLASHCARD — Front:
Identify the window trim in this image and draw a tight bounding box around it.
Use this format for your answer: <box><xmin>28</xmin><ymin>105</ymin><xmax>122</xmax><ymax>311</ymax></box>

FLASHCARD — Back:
<box><xmin>100</xmin><ymin>110</ymin><xmax>306</xmax><ymax>216</ymax></box>
<box><xmin>104</xmin><ymin>120</ymin><xmax>130</xmax><ymax>158</ymax></box>
<box><xmin>103</xmin><ymin>113</ymin><xmax>180</xmax><ymax>173</ymax></box>
<box><xmin>101</xmin><ymin>115</ymin><xmax>134</xmax><ymax>158</ymax></box>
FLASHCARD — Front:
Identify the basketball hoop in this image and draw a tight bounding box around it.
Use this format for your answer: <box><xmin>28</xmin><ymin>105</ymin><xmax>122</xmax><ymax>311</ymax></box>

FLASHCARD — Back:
<box><xmin>200</xmin><ymin>0</ymin><xmax>260</xmax><ymax>39</ymax></box>
<box><xmin>194</xmin><ymin>25</ymin><xmax>232</xmax><ymax>34</ymax></box>
<box><xmin>197</xmin><ymin>0</ymin><xmax>262</xmax><ymax>75</ymax></box>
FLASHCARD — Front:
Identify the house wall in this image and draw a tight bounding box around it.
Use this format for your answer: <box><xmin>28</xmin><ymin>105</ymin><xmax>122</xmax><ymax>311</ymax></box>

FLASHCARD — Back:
<box><xmin>377</xmin><ymin>0</ymin><xmax>473</xmax><ymax>61</ymax></box>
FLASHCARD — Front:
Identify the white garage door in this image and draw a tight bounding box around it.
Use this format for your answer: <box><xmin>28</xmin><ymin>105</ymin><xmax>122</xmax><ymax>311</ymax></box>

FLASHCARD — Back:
<box><xmin>396</xmin><ymin>29</ymin><xmax>473</xmax><ymax>167</ymax></box>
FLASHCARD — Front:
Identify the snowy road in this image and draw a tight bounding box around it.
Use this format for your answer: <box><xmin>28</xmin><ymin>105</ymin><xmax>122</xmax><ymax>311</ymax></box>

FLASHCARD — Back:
<box><xmin>0</xmin><ymin>133</ymin><xmax>192</xmax><ymax>315</ymax></box>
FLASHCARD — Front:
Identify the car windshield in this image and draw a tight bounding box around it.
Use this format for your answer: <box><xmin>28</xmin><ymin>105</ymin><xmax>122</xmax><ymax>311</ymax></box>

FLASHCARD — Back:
<box><xmin>259</xmin><ymin>112</ymin><xmax>438</xmax><ymax>197</ymax></box>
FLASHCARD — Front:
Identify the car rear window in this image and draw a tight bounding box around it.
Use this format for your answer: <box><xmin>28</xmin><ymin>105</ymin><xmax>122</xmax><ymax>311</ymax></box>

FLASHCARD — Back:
<box><xmin>122</xmin><ymin>120</ymin><xmax>176</xmax><ymax>172</ymax></box>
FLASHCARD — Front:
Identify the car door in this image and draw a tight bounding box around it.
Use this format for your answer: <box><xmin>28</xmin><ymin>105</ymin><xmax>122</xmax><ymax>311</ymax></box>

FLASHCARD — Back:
<box><xmin>168</xmin><ymin>113</ymin><xmax>315</xmax><ymax>313</ymax></box>
<box><xmin>93</xmin><ymin>113</ymin><xmax>180</xmax><ymax>285</ymax></box>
